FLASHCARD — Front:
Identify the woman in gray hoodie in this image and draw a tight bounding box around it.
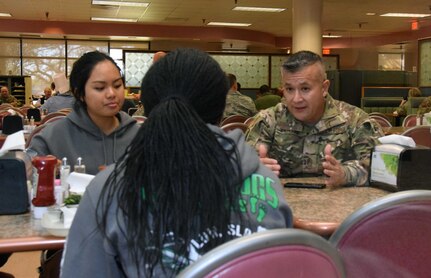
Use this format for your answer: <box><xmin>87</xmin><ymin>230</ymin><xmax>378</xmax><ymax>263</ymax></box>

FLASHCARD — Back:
<box><xmin>61</xmin><ymin>48</ymin><xmax>293</xmax><ymax>278</ymax></box>
<box><xmin>28</xmin><ymin>51</ymin><xmax>140</xmax><ymax>175</ymax></box>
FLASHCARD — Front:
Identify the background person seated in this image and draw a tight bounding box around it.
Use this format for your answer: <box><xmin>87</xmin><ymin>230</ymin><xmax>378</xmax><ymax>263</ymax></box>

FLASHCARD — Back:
<box><xmin>0</xmin><ymin>86</ymin><xmax>21</xmax><ymax>107</ymax></box>
<box><xmin>223</xmin><ymin>73</ymin><xmax>257</xmax><ymax>118</ymax></box>
<box><xmin>393</xmin><ymin>87</ymin><xmax>422</xmax><ymax>117</ymax></box>
<box><xmin>254</xmin><ymin>84</ymin><xmax>282</xmax><ymax>110</ymax></box>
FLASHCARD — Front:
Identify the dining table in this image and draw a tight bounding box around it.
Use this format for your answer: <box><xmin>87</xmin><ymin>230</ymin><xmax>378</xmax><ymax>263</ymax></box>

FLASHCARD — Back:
<box><xmin>0</xmin><ymin>213</ymin><xmax>65</xmax><ymax>253</ymax></box>
<box><xmin>0</xmin><ymin>179</ymin><xmax>390</xmax><ymax>253</ymax></box>
<box><xmin>283</xmin><ymin>183</ymin><xmax>390</xmax><ymax>238</ymax></box>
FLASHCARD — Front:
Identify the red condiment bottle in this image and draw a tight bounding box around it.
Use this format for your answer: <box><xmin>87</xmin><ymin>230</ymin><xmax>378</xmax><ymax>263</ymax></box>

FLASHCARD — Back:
<box><xmin>32</xmin><ymin>156</ymin><xmax>57</xmax><ymax>207</ymax></box>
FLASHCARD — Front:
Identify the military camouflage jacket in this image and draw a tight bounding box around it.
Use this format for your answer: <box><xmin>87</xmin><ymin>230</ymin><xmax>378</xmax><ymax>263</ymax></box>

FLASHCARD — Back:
<box><xmin>223</xmin><ymin>90</ymin><xmax>257</xmax><ymax>118</ymax></box>
<box><xmin>0</xmin><ymin>95</ymin><xmax>21</xmax><ymax>107</ymax></box>
<box><xmin>245</xmin><ymin>95</ymin><xmax>384</xmax><ymax>186</ymax></box>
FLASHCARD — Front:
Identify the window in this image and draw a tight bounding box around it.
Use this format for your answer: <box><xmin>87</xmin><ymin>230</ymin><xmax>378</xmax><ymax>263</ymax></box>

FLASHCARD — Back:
<box><xmin>378</xmin><ymin>53</ymin><xmax>404</xmax><ymax>71</ymax></box>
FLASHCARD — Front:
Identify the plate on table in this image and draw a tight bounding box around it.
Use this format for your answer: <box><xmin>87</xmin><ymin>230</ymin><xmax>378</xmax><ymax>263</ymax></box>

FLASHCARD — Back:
<box><xmin>41</xmin><ymin>209</ymin><xmax>69</xmax><ymax>237</ymax></box>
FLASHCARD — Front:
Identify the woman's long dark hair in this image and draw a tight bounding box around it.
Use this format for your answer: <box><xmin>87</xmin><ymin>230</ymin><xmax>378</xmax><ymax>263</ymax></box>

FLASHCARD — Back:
<box><xmin>97</xmin><ymin>48</ymin><xmax>243</xmax><ymax>276</ymax></box>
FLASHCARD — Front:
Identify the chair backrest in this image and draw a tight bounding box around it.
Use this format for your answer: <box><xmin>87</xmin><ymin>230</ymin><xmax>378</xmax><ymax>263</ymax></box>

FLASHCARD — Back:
<box><xmin>369</xmin><ymin>114</ymin><xmax>392</xmax><ymax>128</ymax></box>
<box><xmin>40</xmin><ymin>112</ymin><xmax>68</xmax><ymax>124</ymax></box>
<box><xmin>25</xmin><ymin>123</ymin><xmax>47</xmax><ymax>148</ymax></box>
<box><xmin>330</xmin><ymin>190</ymin><xmax>431</xmax><ymax>278</ymax></box>
<box><xmin>221</xmin><ymin>122</ymin><xmax>248</xmax><ymax>133</ymax></box>
<box><xmin>244</xmin><ymin>117</ymin><xmax>255</xmax><ymax>126</ymax></box>
<box><xmin>2</xmin><ymin>115</ymin><xmax>23</xmax><ymax>135</ymax></box>
<box><xmin>128</xmin><ymin>107</ymin><xmax>138</xmax><ymax>116</ymax></box>
<box><xmin>27</xmin><ymin>108</ymin><xmax>42</xmax><ymax>122</ymax></box>
<box><xmin>178</xmin><ymin>229</ymin><xmax>345</xmax><ymax>278</ymax></box>
<box><xmin>57</xmin><ymin>108</ymin><xmax>72</xmax><ymax>114</ymax></box>
<box><xmin>402</xmin><ymin>114</ymin><xmax>419</xmax><ymax>127</ymax></box>
<box><xmin>401</xmin><ymin>125</ymin><xmax>431</xmax><ymax>148</ymax></box>
<box><xmin>132</xmin><ymin>115</ymin><xmax>146</xmax><ymax>124</ymax></box>
<box><xmin>220</xmin><ymin>115</ymin><xmax>249</xmax><ymax>126</ymax></box>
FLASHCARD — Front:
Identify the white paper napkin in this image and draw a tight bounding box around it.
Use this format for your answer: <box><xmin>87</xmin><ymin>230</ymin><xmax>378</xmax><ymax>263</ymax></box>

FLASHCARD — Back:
<box><xmin>0</xmin><ymin>130</ymin><xmax>25</xmax><ymax>156</ymax></box>
<box><xmin>66</xmin><ymin>172</ymin><xmax>95</xmax><ymax>194</ymax></box>
<box><xmin>378</xmin><ymin>134</ymin><xmax>416</xmax><ymax>148</ymax></box>
<box><xmin>61</xmin><ymin>206</ymin><xmax>78</xmax><ymax>228</ymax></box>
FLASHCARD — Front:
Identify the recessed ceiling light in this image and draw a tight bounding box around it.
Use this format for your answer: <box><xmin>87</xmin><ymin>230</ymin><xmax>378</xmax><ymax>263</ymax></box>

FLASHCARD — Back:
<box><xmin>207</xmin><ymin>22</ymin><xmax>251</xmax><ymax>27</ymax></box>
<box><xmin>91</xmin><ymin>17</ymin><xmax>137</xmax><ymax>22</ymax></box>
<box><xmin>322</xmin><ymin>34</ymin><xmax>342</xmax><ymax>38</ymax></box>
<box><xmin>366</xmin><ymin>12</ymin><xmax>376</xmax><ymax>16</ymax></box>
<box><xmin>380</xmin><ymin>13</ymin><xmax>430</xmax><ymax>18</ymax></box>
<box><xmin>92</xmin><ymin>1</ymin><xmax>150</xmax><ymax>7</ymax></box>
<box><xmin>233</xmin><ymin>6</ymin><xmax>285</xmax><ymax>12</ymax></box>
<box><xmin>0</xmin><ymin>13</ymin><xmax>12</xmax><ymax>17</ymax></box>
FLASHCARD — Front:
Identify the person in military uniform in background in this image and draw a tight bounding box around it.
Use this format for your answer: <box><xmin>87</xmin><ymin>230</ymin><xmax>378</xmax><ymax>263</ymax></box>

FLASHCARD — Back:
<box><xmin>0</xmin><ymin>86</ymin><xmax>22</xmax><ymax>107</ymax></box>
<box><xmin>417</xmin><ymin>96</ymin><xmax>431</xmax><ymax>116</ymax></box>
<box><xmin>246</xmin><ymin>50</ymin><xmax>383</xmax><ymax>188</ymax></box>
<box><xmin>223</xmin><ymin>73</ymin><xmax>257</xmax><ymax>118</ymax></box>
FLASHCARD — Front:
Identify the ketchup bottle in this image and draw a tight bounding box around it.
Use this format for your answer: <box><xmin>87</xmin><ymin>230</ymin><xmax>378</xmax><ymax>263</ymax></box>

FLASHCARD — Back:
<box><xmin>32</xmin><ymin>156</ymin><xmax>57</xmax><ymax>207</ymax></box>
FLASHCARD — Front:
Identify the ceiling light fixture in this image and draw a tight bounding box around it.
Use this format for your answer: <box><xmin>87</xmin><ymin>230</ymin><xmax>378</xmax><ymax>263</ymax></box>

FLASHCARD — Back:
<box><xmin>380</xmin><ymin>13</ymin><xmax>430</xmax><ymax>18</ymax></box>
<box><xmin>207</xmin><ymin>22</ymin><xmax>251</xmax><ymax>27</ymax></box>
<box><xmin>91</xmin><ymin>17</ymin><xmax>137</xmax><ymax>22</ymax></box>
<box><xmin>0</xmin><ymin>13</ymin><xmax>12</xmax><ymax>17</ymax></box>
<box><xmin>233</xmin><ymin>6</ymin><xmax>285</xmax><ymax>12</ymax></box>
<box><xmin>92</xmin><ymin>1</ymin><xmax>150</xmax><ymax>7</ymax></box>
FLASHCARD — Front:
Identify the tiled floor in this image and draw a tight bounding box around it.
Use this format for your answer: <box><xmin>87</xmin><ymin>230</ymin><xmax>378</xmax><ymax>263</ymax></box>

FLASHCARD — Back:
<box><xmin>1</xmin><ymin>251</ymin><xmax>40</xmax><ymax>278</ymax></box>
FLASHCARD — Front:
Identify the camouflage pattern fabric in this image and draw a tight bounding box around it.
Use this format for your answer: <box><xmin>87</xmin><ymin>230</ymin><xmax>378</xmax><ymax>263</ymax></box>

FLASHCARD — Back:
<box><xmin>223</xmin><ymin>90</ymin><xmax>257</xmax><ymax>118</ymax></box>
<box><xmin>0</xmin><ymin>95</ymin><xmax>21</xmax><ymax>107</ymax></box>
<box><xmin>245</xmin><ymin>95</ymin><xmax>384</xmax><ymax>186</ymax></box>
<box><xmin>417</xmin><ymin>96</ymin><xmax>431</xmax><ymax>116</ymax></box>
<box><xmin>394</xmin><ymin>100</ymin><xmax>409</xmax><ymax>116</ymax></box>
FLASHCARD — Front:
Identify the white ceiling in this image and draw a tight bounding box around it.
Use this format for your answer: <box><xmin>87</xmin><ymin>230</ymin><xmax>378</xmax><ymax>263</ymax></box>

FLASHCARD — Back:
<box><xmin>1</xmin><ymin>0</ymin><xmax>431</xmax><ymax>49</ymax></box>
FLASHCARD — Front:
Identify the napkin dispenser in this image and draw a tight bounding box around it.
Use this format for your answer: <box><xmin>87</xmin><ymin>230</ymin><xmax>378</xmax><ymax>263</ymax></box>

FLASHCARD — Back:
<box><xmin>370</xmin><ymin>144</ymin><xmax>431</xmax><ymax>191</ymax></box>
<box><xmin>0</xmin><ymin>151</ymin><xmax>33</xmax><ymax>214</ymax></box>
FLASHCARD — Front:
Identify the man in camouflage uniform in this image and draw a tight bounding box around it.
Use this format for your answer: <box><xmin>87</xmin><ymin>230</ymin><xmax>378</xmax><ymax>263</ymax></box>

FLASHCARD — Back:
<box><xmin>0</xmin><ymin>86</ymin><xmax>21</xmax><ymax>107</ymax></box>
<box><xmin>246</xmin><ymin>51</ymin><xmax>383</xmax><ymax>187</ymax></box>
<box><xmin>223</xmin><ymin>73</ymin><xmax>257</xmax><ymax>118</ymax></box>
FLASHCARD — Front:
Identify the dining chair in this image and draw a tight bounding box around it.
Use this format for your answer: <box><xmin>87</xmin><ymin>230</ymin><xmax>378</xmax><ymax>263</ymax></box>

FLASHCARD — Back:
<box><xmin>40</xmin><ymin>112</ymin><xmax>68</xmax><ymax>124</ymax></box>
<box><xmin>221</xmin><ymin>122</ymin><xmax>248</xmax><ymax>133</ymax></box>
<box><xmin>25</xmin><ymin>124</ymin><xmax>46</xmax><ymax>148</ymax></box>
<box><xmin>57</xmin><ymin>108</ymin><xmax>72</xmax><ymax>114</ymax></box>
<box><xmin>244</xmin><ymin>117</ymin><xmax>255</xmax><ymax>126</ymax></box>
<box><xmin>220</xmin><ymin>115</ymin><xmax>249</xmax><ymax>126</ymax></box>
<box><xmin>329</xmin><ymin>190</ymin><xmax>431</xmax><ymax>278</ymax></box>
<box><xmin>401</xmin><ymin>125</ymin><xmax>431</xmax><ymax>148</ymax></box>
<box><xmin>178</xmin><ymin>228</ymin><xmax>345</xmax><ymax>278</ymax></box>
<box><xmin>369</xmin><ymin>114</ymin><xmax>392</xmax><ymax>128</ymax></box>
<box><xmin>132</xmin><ymin>115</ymin><xmax>146</xmax><ymax>124</ymax></box>
<box><xmin>402</xmin><ymin>114</ymin><xmax>419</xmax><ymax>127</ymax></box>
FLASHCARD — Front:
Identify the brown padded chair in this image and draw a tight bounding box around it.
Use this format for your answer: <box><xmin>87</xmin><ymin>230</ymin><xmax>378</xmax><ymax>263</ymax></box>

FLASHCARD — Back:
<box><xmin>369</xmin><ymin>115</ymin><xmax>392</xmax><ymax>128</ymax></box>
<box><xmin>330</xmin><ymin>190</ymin><xmax>431</xmax><ymax>278</ymax></box>
<box><xmin>220</xmin><ymin>115</ymin><xmax>249</xmax><ymax>126</ymax></box>
<box><xmin>25</xmin><ymin>123</ymin><xmax>46</xmax><ymax>148</ymax></box>
<box><xmin>221</xmin><ymin>122</ymin><xmax>248</xmax><ymax>133</ymax></box>
<box><xmin>402</xmin><ymin>114</ymin><xmax>419</xmax><ymax>127</ymax></box>
<box><xmin>40</xmin><ymin>112</ymin><xmax>68</xmax><ymax>124</ymax></box>
<box><xmin>178</xmin><ymin>229</ymin><xmax>345</xmax><ymax>278</ymax></box>
<box><xmin>401</xmin><ymin>125</ymin><xmax>431</xmax><ymax>148</ymax></box>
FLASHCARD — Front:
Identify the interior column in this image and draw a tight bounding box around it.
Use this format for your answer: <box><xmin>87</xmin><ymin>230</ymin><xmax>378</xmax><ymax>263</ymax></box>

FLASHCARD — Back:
<box><xmin>292</xmin><ymin>0</ymin><xmax>323</xmax><ymax>55</ymax></box>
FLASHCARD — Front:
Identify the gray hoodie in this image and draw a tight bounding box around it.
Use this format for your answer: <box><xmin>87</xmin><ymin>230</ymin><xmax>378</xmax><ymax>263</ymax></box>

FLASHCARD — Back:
<box><xmin>28</xmin><ymin>106</ymin><xmax>140</xmax><ymax>175</ymax></box>
<box><xmin>61</xmin><ymin>125</ymin><xmax>293</xmax><ymax>278</ymax></box>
